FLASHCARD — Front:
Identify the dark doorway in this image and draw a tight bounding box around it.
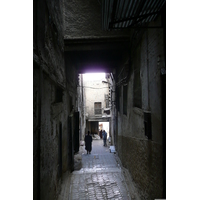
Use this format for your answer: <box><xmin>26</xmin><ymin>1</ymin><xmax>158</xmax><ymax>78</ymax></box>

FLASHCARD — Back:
<box><xmin>74</xmin><ymin>112</ymin><xmax>80</xmax><ymax>154</ymax></box>
<box><xmin>68</xmin><ymin>116</ymin><xmax>74</xmax><ymax>172</ymax></box>
<box><xmin>90</xmin><ymin>121</ymin><xmax>99</xmax><ymax>135</ymax></box>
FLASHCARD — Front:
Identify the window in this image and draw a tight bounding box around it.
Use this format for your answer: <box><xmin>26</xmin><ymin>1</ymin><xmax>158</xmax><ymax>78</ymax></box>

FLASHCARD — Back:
<box><xmin>94</xmin><ymin>102</ymin><xmax>102</xmax><ymax>115</ymax></box>
<box><xmin>55</xmin><ymin>86</ymin><xmax>63</xmax><ymax>103</ymax></box>
<box><xmin>133</xmin><ymin>67</ymin><xmax>141</xmax><ymax>108</ymax></box>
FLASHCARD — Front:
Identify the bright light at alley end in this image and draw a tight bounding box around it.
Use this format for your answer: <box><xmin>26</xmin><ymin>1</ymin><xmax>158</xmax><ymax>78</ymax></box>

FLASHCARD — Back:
<box><xmin>83</xmin><ymin>73</ymin><xmax>105</xmax><ymax>81</ymax></box>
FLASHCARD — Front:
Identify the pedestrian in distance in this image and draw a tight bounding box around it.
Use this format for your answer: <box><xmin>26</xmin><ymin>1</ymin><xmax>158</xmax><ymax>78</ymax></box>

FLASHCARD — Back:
<box><xmin>102</xmin><ymin>130</ymin><xmax>107</xmax><ymax>146</ymax></box>
<box><xmin>85</xmin><ymin>131</ymin><xmax>93</xmax><ymax>154</ymax></box>
<box><xmin>99</xmin><ymin>129</ymin><xmax>102</xmax><ymax>139</ymax></box>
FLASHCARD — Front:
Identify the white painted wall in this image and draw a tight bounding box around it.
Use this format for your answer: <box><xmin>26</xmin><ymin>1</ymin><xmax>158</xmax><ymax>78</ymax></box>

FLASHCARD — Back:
<box><xmin>83</xmin><ymin>73</ymin><xmax>109</xmax><ymax>117</ymax></box>
<box><xmin>99</xmin><ymin>121</ymin><xmax>109</xmax><ymax>138</ymax></box>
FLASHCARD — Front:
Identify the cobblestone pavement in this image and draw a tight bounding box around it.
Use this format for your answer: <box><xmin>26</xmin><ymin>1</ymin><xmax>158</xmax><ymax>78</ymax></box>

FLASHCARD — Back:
<box><xmin>58</xmin><ymin>139</ymin><xmax>140</xmax><ymax>200</ymax></box>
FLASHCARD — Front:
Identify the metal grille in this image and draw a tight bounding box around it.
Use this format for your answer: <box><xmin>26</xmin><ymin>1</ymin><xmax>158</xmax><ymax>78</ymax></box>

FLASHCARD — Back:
<box><xmin>94</xmin><ymin>102</ymin><xmax>102</xmax><ymax>115</ymax></box>
<box><xmin>102</xmin><ymin>0</ymin><xmax>166</xmax><ymax>30</ymax></box>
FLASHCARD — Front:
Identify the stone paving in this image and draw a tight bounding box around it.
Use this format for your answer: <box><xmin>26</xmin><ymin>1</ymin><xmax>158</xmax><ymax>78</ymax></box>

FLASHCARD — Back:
<box><xmin>58</xmin><ymin>139</ymin><xmax>140</xmax><ymax>200</ymax></box>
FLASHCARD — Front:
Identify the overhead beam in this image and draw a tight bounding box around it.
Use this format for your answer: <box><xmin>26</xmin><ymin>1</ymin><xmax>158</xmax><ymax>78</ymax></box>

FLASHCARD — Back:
<box><xmin>64</xmin><ymin>36</ymin><xmax>130</xmax><ymax>51</ymax></box>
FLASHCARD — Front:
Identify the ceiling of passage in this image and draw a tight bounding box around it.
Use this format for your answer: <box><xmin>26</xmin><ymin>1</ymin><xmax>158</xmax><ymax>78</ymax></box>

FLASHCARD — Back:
<box><xmin>64</xmin><ymin>36</ymin><xmax>130</xmax><ymax>74</ymax></box>
<box><xmin>64</xmin><ymin>0</ymin><xmax>166</xmax><ymax>74</ymax></box>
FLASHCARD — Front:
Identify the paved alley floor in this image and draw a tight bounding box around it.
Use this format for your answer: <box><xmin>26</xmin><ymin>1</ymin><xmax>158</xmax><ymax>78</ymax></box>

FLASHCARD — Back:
<box><xmin>58</xmin><ymin>139</ymin><xmax>140</xmax><ymax>200</ymax></box>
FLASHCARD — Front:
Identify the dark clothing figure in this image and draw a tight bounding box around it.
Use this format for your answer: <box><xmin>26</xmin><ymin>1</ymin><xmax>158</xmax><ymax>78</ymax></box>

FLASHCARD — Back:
<box><xmin>85</xmin><ymin>131</ymin><xmax>92</xmax><ymax>154</ymax></box>
<box><xmin>99</xmin><ymin>130</ymin><xmax>102</xmax><ymax>139</ymax></box>
<box><xmin>102</xmin><ymin>130</ymin><xmax>107</xmax><ymax>146</ymax></box>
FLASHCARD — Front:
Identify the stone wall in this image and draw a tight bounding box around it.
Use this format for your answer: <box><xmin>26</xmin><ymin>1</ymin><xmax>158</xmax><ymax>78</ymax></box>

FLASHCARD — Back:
<box><xmin>64</xmin><ymin>0</ymin><xmax>129</xmax><ymax>39</ymax></box>
<box><xmin>116</xmin><ymin>14</ymin><xmax>166</xmax><ymax>200</ymax></box>
<box><xmin>77</xmin><ymin>74</ymin><xmax>85</xmax><ymax>140</ymax></box>
<box><xmin>39</xmin><ymin>71</ymin><xmax>76</xmax><ymax>200</ymax></box>
<box><xmin>40</xmin><ymin>74</ymin><xmax>60</xmax><ymax>200</ymax></box>
<box><xmin>34</xmin><ymin>0</ymin><xmax>65</xmax><ymax>78</ymax></box>
<box><xmin>33</xmin><ymin>65</ymin><xmax>40</xmax><ymax>200</ymax></box>
<box><xmin>118</xmin><ymin>135</ymin><xmax>163</xmax><ymax>199</ymax></box>
<box><xmin>33</xmin><ymin>0</ymin><xmax>78</xmax><ymax>199</ymax></box>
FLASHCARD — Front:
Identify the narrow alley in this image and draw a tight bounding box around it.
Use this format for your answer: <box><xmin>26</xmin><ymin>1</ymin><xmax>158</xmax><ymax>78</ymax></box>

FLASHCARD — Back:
<box><xmin>33</xmin><ymin>0</ymin><xmax>166</xmax><ymax>200</ymax></box>
<box><xmin>4</xmin><ymin>0</ymin><xmax>200</xmax><ymax>199</ymax></box>
<box><xmin>58</xmin><ymin>139</ymin><xmax>139</xmax><ymax>200</ymax></box>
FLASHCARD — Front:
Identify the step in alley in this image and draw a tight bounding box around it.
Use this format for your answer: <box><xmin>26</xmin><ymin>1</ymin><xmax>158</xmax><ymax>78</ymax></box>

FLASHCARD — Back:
<box><xmin>58</xmin><ymin>139</ymin><xmax>140</xmax><ymax>200</ymax></box>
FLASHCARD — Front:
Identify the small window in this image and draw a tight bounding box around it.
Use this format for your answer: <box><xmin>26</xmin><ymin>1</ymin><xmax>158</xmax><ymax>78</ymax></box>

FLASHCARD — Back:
<box><xmin>133</xmin><ymin>68</ymin><xmax>141</xmax><ymax>108</ymax></box>
<box><xmin>55</xmin><ymin>86</ymin><xmax>63</xmax><ymax>103</ymax></box>
<box><xmin>94</xmin><ymin>102</ymin><xmax>102</xmax><ymax>115</ymax></box>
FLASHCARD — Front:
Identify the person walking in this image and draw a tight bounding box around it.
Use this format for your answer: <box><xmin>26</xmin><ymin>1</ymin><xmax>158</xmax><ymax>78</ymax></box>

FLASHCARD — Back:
<box><xmin>99</xmin><ymin>129</ymin><xmax>102</xmax><ymax>139</ymax></box>
<box><xmin>85</xmin><ymin>131</ymin><xmax>93</xmax><ymax>154</ymax></box>
<box><xmin>102</xmin><ymin>130</ymin><xmax>107</xmax><ymax>146</ymax></box>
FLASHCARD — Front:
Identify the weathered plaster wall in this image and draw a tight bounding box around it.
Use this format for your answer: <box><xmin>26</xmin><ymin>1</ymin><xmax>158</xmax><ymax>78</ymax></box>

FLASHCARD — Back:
<box><xmin>33</xmin><ymin>65</ymin><xmax>40</xmax><ymax>200</ymax></box>
<box><xmin>83</xmin><ymin>75</ymin><xmax>109</xmax><ymax>117</ymax></box>
<box><xmin>40</xmin><ymin>75</ymin><xmax>59</xmax><ymax>199</ymax></box>
<box><xmin>33</xmin><ymin>0</ymin><xmax>78</xmax><ymax>199</ymax></box>
<box><xmin>118</xmin><ymin>136</ymin><xmax>163</xmax><ymax>199</ymax></box>
<box><xmin>77</xmin><ymin>74</ymin><xmax>85</xmax><ymax>140</ymax></box>
<box><xmin>64</xmin><ymin>0</ymin><xmax>130</xmax><ymax>39</ymax></box>
<box><xmin>117</xmin><ymin>15</ymin><xmax>165</xmax><ymax>200</ymax></box>
<box><xmin>35</xmin><ymin>70</ymin><xmax>76</xmax><ymax>200</ymax></box>
<box><xmin>34</xmin><ymin>0</ymin><xmax>65</xmax><ymax>83</ymax></box>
